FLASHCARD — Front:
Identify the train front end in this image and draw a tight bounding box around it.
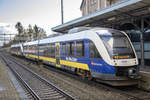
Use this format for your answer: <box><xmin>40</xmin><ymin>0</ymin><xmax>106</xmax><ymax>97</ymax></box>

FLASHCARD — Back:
<box><xmin>91</xmin><ymin>29</ymin><xmax>140</xmax><ymax>86</ymax></box>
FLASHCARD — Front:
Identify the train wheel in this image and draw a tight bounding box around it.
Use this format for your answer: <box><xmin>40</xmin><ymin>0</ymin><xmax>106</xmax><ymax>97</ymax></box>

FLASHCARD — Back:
<box><xmin>76</xmin><ymin>69</ymin><xmax>86</xmax><ymax>79</ymax></box>
<box><xmin>76</xmin><ymin>68</ymin><xmax>93</xmax><ymax>80</ymax></box>
<box><xmin>87</xmin><ymin>73</ymin><xmax>93</xmax><ymax>80</ymax></box>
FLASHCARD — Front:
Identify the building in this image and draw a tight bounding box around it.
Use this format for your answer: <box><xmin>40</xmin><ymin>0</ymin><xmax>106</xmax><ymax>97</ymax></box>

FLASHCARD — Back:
<box><xmin>80</xmin><ymin>0</ymin><xmax>123</xmax><ymax>16</ymax></box>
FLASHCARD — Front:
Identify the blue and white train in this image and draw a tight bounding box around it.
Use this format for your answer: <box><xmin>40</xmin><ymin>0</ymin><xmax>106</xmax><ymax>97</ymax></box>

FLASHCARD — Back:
<box><xmin>10</xmin><ymin>27</ymin><xmax>140</xmax><ymax>86</ymax></box>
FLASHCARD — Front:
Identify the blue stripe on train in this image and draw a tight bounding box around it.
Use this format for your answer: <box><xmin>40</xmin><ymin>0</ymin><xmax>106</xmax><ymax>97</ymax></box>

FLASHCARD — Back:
<box><xmin>89</xmin><ymin>59</ymin><xmax>115</xmax><ymax>74</ymax></box>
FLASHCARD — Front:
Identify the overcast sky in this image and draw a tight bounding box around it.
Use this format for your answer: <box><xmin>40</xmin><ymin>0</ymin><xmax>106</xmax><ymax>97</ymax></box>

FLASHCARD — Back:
<box><xmin>0</xmin><ymin>0</ymin><xmax>82</xmax><ymax>35</ymax></box>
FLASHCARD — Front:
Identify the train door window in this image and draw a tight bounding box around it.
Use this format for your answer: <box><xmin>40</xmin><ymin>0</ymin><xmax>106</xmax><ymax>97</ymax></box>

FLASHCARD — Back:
<box><xmin>76</xmin><ymin>41</ymin><xmax>84</xmax><ymax>57</ymax></box>
<box><xmin>89</xmin><ymin>40</ymin><xmax>101</xmax><ymax>59</ymax></box>
<box><xmin>62</xmin><ymin>43</ymin><xmax>66</xmax><ymax>56</ymax></box>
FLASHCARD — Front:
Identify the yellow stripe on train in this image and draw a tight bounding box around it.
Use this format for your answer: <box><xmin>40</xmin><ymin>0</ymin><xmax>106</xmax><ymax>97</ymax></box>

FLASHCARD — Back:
<box><xmin>24</xmin><ymin>54</ymin><xmax>89</xmax><ymax>71</ymax></box>
<box><xmin>60</xmin><ymin>60</ymin><xmax>89</xmax><ymax>70</ymax></box>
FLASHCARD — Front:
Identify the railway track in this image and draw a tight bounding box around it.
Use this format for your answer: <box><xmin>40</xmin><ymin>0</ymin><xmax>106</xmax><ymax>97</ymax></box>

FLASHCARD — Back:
<box><xmin>17</xmin><ymin>57</ymin><xmax>150</xmax><ymax>100</ymax></box>
<box><xmin>2</xmin><ymin>52</ymin><xmax>150</xmax><ymax>100</ymax></box>
<box><xmin>0</xmin><ymin>54</ymin><xmax>74</xmax><ymax>100</ymax></box>
<box><xmin>48</xmin><ymin>67</ymin><xmax>150</xmax><ymax>100</ymax></box>
<box><xmin>42</xmin><ymin>65</ymin><xmax>150</xmax><ymax>100</ymax></box>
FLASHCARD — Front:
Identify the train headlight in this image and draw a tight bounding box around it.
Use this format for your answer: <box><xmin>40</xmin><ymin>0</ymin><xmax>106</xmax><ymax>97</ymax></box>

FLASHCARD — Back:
<box><xmin>128</xmin><ymin>68</ymin><xmax>137</xmax><ymax>78</ymax></box>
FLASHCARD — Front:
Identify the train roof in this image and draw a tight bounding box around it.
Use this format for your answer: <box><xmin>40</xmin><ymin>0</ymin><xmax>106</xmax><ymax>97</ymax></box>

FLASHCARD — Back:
<box><xmin>13</xmin><ymin>27</ymin><xmax>123</xmax><ymax>46</ymax></box>
<box><xmin>23</xmin><ymin>40</ymin><xmax>38</xmax><ymax>46</ymax></box>
<box><xmin>11</xmin><ymin>43</ymin><xmax>22</xmax><ymax>48</ymax></box>
<box><xmin>38</xmin><ymin>27</ymin><xmax>102</xmax><ymax>45</ymax></box>
<box><xmin>33</xmin><ymin>27</ymin><xmax>122</xmax><ymax>45</ymax></box>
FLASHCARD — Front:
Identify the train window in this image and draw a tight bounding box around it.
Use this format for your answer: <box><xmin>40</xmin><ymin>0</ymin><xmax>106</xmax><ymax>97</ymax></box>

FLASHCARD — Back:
<box><xmin>71</xmin><ymin>42</ymin><xmax>75</xmax><ymax>56</ymax></box>
<box><xmin>62</xmin><ymin>43</ymin><xmax>66</xmax><ymax>56</ymax></box>
<box><xmin>68</xmin><ymin>42</ymin><xmax>74</xmax><ymax>56</ymax></box>
<box><xmin>89</xmin><ymin>41</ymin><xmax>101</xmax><ymax>59</ymax></box>
<box><xmin>76</xmin><ymin>41</ymin><xmax>84</xmax><ymax>57</ymax></box>
<box><xmin>48</xmin><ymin>44</ymin><xmax>51</xmax><ymax>57</ymax></box>
<box><xmin>34</xmin><ymin>45</ymin><xmax>38</xmax><ymax>53</ymax></box>
<box><xmin>24</xmin><ymin>46</ymin><xmax>27</xmax><ymax>50</ymax></box>
<box><xmin>43</xmin><ymin>44</ymin><xmax>49</xmax><ymax>57</ymax></box>
<box><xmin>51</xmin><ymin>44</ymin><xmax>55</xmax><ymax>58</ymax></box>
<box><xmin>67</xmin><ymin>43</ymin><xmax>70</xmax><ymax>56</ymax></box>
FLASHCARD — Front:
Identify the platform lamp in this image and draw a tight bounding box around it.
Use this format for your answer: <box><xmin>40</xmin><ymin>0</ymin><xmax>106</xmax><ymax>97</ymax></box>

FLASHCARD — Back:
<box><xmin>61</xmin><ymin>0</ymin><xmax>64</xmax><ymax>24</ymax></box>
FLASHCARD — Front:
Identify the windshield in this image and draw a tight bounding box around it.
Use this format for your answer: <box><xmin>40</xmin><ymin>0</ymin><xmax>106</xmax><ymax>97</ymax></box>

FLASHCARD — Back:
<box><xmin>98</xmin><ymin>30</ymin><xmax>135</xmax><ymax>59</ymax></box>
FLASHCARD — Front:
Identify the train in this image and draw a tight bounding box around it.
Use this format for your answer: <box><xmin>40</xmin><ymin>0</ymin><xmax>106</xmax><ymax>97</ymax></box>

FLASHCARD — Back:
<box><xmin>10</xmin><ymin>27</ymin><xmax>140</xmax><ymax>86</ymax></box>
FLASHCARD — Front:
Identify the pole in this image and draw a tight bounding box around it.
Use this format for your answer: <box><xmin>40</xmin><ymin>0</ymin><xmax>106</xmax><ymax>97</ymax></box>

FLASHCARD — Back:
<box><xmin>37</xmin><ymin>38</ymin><xmax>40</xmax><ymax>65</ymax></box>
<box><xmin>10</xmin><ymin>34</ymin><xmax>11</xmax><ymax>41</ymax></box>
<box><xmin>141</xmin><ymin>18</ymin><xmax>145</xmax><ymax>68</ymax></box>
<box><xmin>61</xmin><ymin>0</ymin><xmax>64</xmax><ymax>24</ymax></box>
<box><xmin>4</xmin><ymin>33</ymin><xmax>5</xmax><ymax>45</ymax></box>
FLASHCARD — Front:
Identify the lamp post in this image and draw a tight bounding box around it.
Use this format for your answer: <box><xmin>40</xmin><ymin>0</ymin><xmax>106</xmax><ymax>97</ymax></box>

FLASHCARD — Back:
<box><xmin>61</xmin><ymin>0</ymin><xmax>64</xmax><ymax>24</ymax></box>
<box><xmin>3</xmin><ymin>32</ymin><xmax>5</xmax><ymax>45</ymax></box>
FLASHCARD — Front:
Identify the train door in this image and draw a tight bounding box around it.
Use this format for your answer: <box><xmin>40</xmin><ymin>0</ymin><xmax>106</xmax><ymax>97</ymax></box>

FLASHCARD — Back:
<box><xmin>55</xmin><ymin>43</ymin><xmax>60</xmax><ymax>67</ymax></box>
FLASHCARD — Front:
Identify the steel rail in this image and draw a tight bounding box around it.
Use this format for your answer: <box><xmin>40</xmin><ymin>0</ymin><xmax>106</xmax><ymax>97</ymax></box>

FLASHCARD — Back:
<box><xmin>2</xmin><ymin>54</ymin><xmax>74</xmax><ymax>100</ymax></box>
<box><xmin>1</xmin><ymin>55</ymin><xmax>40</xmax><ymax>100</ymax></box>
<box><xmin>5</xmin><ymin>53</ymin><xmax>150</xmax><ymax>100</ymax></box>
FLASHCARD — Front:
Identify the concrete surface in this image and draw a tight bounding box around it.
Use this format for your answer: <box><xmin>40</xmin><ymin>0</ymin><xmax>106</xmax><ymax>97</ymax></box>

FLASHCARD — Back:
<box><xmin>139</xmin><ymin>70</ymin><xmax>150</xmax><ymax>91</ymax></box>
<box><xmin>0</xmin><ymin>60</ymin><xmax>21</xmax><ymax>100</ymax></box>
<box><xmin>0</xmin><ymin>59</ymin><xmax>28</xmax><ymax>100</ymax></box>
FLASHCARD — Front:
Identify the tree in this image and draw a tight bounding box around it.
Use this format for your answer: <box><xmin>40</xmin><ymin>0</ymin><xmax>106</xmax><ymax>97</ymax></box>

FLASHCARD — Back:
<box><xmin>15</xmin><ymin>22</ymin><xmax>24</xmax><ymax>42</ymax></box>
<box><xmin>33</xmin><ymin>24</ymin><xmax>39</xmax><ymax>40</ymax></box>
<box><xmin>14</xmin><ymin>23</ymin><xmax>47</xmax><ymax>43</ymax></box>
<box><xmin>38</xmin><ymin>27</ymin><xmax>47</xmax><ymax>39</ymax></box>
<box><xmin>28</xmin><ymin>24</ymin><xmax>33</xmax><ymax>41</ymax></box>
<box><xmin>33</xmin><ymin>25</ymin><xmax>47</xmax><ymax>40</ymax></box>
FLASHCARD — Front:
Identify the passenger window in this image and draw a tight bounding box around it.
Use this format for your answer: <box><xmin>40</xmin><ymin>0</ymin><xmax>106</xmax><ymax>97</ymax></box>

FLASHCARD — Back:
<box><xmin>48</xmin><ymin>44</ymin><xmax>51</xmax><ymax>57</ymax></box>
<box><xmin>62</xmin><ymin>43</ymin><xmax>66</xmax><ymax>56</ymax></box>
<box><xmin>70</xmin><ymin>42</ymin><xmax>74</xmax><ymax>56</ymax></box>
<box><xmin>67</xmin><ymin>43</ymin><xmax>70</xmax><ymax>56</ymax></box>
<box><xmin>43</xmin><ymin>44</ymin><xmax>50</xmax><ymax>57</ymax></box>
<box><xmin>68</xmin><ymin>42</ymin><xmax>74</xmax><ymax>56</ymax></box>
<box><xmin>76</xmin><ymin>41</ymin><xmax>84</xmax><ymax>57</ymax></box>
<box><xmin>50</xmin><ymin>44</ymin><xmax>55</xmax><ymax>58</ymax></box>
<box><xmin>89</xmin><ymin>40</ymin><xmax>101</xmax><ymax>59</ymax></box>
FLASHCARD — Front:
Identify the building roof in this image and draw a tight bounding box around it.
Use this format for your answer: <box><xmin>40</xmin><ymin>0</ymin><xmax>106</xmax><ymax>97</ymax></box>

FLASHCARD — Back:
<box><xmin>52</xmin><ymin>0</ymin><xmax>150</xmax><ymax>33</ymax></box>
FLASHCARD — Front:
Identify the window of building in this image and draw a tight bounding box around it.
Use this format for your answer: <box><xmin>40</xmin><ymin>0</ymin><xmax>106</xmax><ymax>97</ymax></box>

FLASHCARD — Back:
<box><xmin>76</xmin><ymin>41</ymin><xmax>84</xmax><ymax>57</ymax></box>
<box><xmin>89</xmin><ymin>40</ymin><xmax>101</xmax><ymax>59</ymax></box>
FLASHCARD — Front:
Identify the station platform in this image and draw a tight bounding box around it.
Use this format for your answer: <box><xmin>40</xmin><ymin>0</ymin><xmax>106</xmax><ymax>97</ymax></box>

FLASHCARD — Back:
<box><xmin>0</xmin><ymin>60</ymin><xmax>28</xmax><ymax>100</ymax></box>
<box><xmin>139</xmin><ymin>66</ymin><xmax>150</xmax><ymax>90</ymax></box>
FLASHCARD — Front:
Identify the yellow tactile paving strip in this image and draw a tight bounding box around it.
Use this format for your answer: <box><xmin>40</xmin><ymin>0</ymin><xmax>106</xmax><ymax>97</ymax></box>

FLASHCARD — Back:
<box><xmin>0</xmin><ymin>61</ymin><xmax>21</xmax><ymax>100</ymax></box>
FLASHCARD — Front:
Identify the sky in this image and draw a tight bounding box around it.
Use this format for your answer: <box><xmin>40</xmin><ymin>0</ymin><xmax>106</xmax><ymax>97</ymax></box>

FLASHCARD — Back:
<box><xmin>0</xmin><ymin>0</ymin><xmax>82</xmax><ymax>35</ymax></box>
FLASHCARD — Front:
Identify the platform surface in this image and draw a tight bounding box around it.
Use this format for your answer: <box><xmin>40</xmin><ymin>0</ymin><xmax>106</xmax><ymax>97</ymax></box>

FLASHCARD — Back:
<box><xmin>0</xmin><ymin>60</ymin><xmax>21</xmax><ymax>100</ymax></box>
<box><xmin>139</xmin><ymin>66</ymin><xmax>150</xmax><ymax>90</ymax></box>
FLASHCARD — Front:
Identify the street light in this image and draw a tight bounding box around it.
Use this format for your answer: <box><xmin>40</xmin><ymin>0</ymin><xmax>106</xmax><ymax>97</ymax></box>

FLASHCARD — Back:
<box><xmin>61</xmin><ymin>0</ymin><xmax>64</xmax><ymax>24</ymax></box>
